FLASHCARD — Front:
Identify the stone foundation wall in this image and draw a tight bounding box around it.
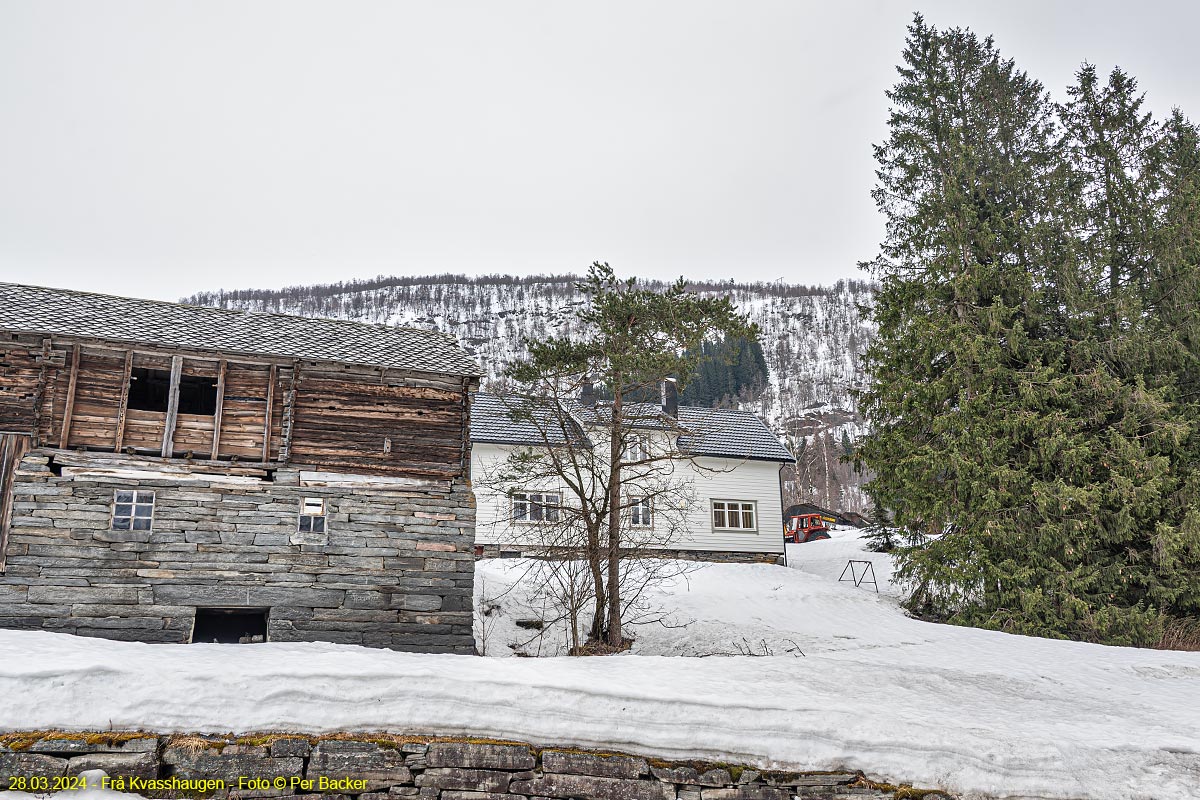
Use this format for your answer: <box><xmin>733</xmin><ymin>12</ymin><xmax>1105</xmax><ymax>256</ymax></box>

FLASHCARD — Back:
<box><xmin>476</xmin><ymin>545</ymin><xmax>781</xmax><ymax>565</ymax></box>
<box><xmin>0</xmin><ymin>734</ymin><xmax>954</xmax><ymax>800</ymax></box>
<box><xmin>0</xmin><ymin>450</ymin><xmax>476</xmax><ymax>653</ymax></box>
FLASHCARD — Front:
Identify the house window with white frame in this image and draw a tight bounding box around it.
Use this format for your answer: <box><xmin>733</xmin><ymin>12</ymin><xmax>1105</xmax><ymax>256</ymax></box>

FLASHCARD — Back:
<box><xmin>712</xmin><ymin>500</ymin><xmax>756</xmax><ymax>531</ymax></box>
<box><xmin>112</xmin><ymin>490</ymin><xmax>155</xmax><ymax>531</ymax></box>
<box><xmin>512</xmin><ymin>491</ymin><xmax>561</xmax><ymax>523</ymax></box>
<box><xmin>629</xmin><ymin>496</ymin><xmax>653</xmax><ymax>528</ymax></box>
<box><xmin>299</xmin><ymin>497</ymin><xmax>327</xmax><ymax>533</ymax></box>
<box><xmin>627</xmin><ymin>436</ymin><xmax>650</xmax><ymax>463</ymax></box>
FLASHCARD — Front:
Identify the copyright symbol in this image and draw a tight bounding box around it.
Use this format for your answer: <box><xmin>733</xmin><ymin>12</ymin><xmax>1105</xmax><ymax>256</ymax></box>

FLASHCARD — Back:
<box><xmin>274</xmin><ymin>777</ymin><xmax>287</xmax><ymax>788</ymax></box>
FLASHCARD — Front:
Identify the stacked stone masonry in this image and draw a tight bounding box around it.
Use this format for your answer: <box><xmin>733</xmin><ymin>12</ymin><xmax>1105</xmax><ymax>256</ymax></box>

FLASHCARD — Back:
<box><xmin>0</xmin><ymin>735</ymin><xmax>956</xmax><ymax>800</ymax></box>
<box><xmin>0</xmin><ymin>451</ymin><xmax>476</xmax><ymax>653</ymax></box>
<box><xmin>474</xmin><ymin>545</ymin><xmax>781</xmax><ymax>565</ymax></box>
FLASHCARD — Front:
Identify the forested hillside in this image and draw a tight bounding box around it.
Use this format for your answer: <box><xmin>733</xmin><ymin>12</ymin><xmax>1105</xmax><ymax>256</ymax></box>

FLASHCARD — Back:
<box><xmin>185</xmin><ymin>275</ymin><xmax>875</xmax><ymax>512</ymax></box>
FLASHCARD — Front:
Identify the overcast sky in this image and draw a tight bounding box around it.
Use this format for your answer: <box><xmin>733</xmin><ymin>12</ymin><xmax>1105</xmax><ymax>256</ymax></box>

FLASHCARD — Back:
<box><xmin>2</xmin><ymin>1</ymin><xmax>1198</xmax><ymax>301</ymax></box>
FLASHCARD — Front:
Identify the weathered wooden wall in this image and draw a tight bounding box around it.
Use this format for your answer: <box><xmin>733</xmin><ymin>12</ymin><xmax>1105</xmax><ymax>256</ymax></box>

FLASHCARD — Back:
<box><xmin>290</xmin><ymin>363</ymin><xmax>469</xmax><ymax>479</ymax></box>
<box><xmin>0</xmin><ymin>433</ymin><xmax>32</xmax><ymax>572</ymax></box>
<box><xmin>0</xmin><ymin>336</ymin><xmax>471</xmax><ymax>479</ymax></box>
<box><xmin>0</xmin><ymin>338</ymin><xmax>50</xmax><ymax>436</ymax></box>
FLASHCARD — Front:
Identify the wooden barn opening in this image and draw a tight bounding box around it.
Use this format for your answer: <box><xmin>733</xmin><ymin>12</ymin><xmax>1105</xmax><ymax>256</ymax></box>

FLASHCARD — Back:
<box><xmin>191</xmin><ymin>608</ymin><xmax>269</xmax><ymax>644</ymax></box>
<box><xmin>176</xmin><ymin>374</ymin><xmax>219</xmax><ymax>415</ymax></box>
<box><xmin>127</xmin><ymin>368</ymin><xmax>172</xmax><ymax>412</ymax></box>
<box><xmin>127</xmin><ymin>368</ymin><xmax>218</xmax><ymax>415</ymax></box>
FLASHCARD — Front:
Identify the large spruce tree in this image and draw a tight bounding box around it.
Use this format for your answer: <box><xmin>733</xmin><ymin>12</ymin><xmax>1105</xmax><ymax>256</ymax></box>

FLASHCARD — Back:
<box><xmin>858</xmin><ymin>17</ymin><xmax>1200</xmax><ymax>645</ymax></box>
<box><xmin>1144</xmin><ymin>112</ymin><xmax>1200</xmax><ymax>630</ymax></box>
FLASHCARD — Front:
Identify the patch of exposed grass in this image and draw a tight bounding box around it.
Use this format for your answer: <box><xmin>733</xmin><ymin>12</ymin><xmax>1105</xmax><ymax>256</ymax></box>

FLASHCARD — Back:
<box><xmin>165</xmin><ymin>735</ymin><xmax>228</xmax><ymax>754</ymax></box>
<box><xmin>1156</xmin><ymin>617</ymin><xmax>1200</xmax><ymax>651</ymax></box>
<box><xmin>0</xmin><ymin>731</ymin><xmax>155</xmax><ymax>752</ymax></box>
<box><xmin>855</xmin><ymin>776</ymin><xmax>950</xmax><ymax>799</ymax></box>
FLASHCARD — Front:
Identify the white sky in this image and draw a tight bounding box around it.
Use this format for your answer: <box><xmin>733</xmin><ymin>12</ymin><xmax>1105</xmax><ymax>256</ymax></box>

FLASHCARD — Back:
<box><xmin>2</xmin><ymin>1</ymin><xmax>1198</xmax><ymax>301</ymax></box>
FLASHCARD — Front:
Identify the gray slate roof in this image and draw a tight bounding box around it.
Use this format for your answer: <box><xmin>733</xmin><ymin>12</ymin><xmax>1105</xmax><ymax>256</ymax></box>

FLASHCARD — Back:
<box><xmin>674</xmin><ymin>405</ymin><xmax>795</xmax><ymax>462</ymax></box>
<box><xmin>471</xmin><ymin>392</ymin><xmax>793</xmax><ymax>463</ymax></box>
<box><xmin>471</xmin><ymin>393</ymin><xmax>590</xmax><ymax>447</ymax></box>
<box><xmin>0</xmin><ymin>282</ymin><xmax>481</xmax><ymax>377</ymax></box>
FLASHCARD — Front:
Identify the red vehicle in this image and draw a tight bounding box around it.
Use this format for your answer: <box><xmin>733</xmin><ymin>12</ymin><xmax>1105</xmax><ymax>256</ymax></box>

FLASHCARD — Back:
<box><xmin>784</xmin><ymin>512</ymin><xmax>834</xmax><ymax>544</ymax></box>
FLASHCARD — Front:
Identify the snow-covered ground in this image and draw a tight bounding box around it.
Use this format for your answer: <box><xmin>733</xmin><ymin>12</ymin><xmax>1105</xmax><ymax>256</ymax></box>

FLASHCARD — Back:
<box><xmin>2</xmin><ymin>529</ymin><xmax>1198</xmax><ymax>800</ymax></box>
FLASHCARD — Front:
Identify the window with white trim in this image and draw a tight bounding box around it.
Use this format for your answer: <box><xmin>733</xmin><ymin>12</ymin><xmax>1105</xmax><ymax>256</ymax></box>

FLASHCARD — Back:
<box><xmin>112</xmin><ymin>490</ymin><xmax>155</xmax><ymax>531</ymax></box>
<box><xmin>512</xmin><ymin>492</ymin><xmax>561</xmax><ymax>523</ymax></box>
<box><xmin>712</xmin><ymin>500</ymin><xmax>757</xmax><ymax>531</ymax></box>
<box><xmin>299</xmin><ymin>497</ymin><xmax>327</xmax><ymax>533</ymax></box>
<box><xmin>627</xmin><ymin>437</ymin><xmax>650</xmax><ymax>463</ymax></box>
<box><xmin>629</xmin><ymin>497</ymin><xmax>653</xmax><ymax>528</ymax></box>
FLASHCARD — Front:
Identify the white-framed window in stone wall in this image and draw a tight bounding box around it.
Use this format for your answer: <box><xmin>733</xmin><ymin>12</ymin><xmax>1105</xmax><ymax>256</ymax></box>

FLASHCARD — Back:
<box><xmin>512</xmin><ymin>491</ymin><xmax>561</xmax><ymax>523</ymax></box>
<box><xmin>112</xmin><ymin>490</ymin><xmax>155</xmax><ymax>531</ymax></box>
<box><xmin>711</xmin><ymin>500</ymin><xmax>757</xmax><ymax>532</ymax></box>
<box><xmin>299</xmin><ymin>497</ymin><xmax>327</xmax><ymax>533</ymax></box>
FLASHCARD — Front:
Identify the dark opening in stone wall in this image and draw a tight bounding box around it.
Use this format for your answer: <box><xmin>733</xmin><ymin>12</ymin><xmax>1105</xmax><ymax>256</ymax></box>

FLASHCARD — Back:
<box><xmin>191</xmin><ymin>608</ymin><xmax>268</xmax><ymax>644</ymax></box>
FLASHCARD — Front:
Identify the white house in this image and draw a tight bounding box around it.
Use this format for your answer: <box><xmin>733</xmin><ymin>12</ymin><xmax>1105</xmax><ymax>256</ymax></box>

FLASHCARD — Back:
<box><xmin>469</xmin><ymin>388</ymin><xmax>795</xmax><ymax>562</ymax></box>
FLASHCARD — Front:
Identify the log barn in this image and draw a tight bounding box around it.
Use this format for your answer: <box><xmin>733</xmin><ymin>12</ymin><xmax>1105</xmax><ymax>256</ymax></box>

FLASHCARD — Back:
<box><xmin>0</xmin><ymin>282</ymin><xmax>481</xmax><ymax>652</ymax></box>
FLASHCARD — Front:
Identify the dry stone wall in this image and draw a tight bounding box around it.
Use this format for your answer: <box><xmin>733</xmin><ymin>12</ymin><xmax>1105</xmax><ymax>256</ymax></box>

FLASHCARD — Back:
<box><xmin>0</xmin><ymin>450</ymin><xmax>476</xmax><ymax>653</ymax></box>
<box><xmin>0</xmin><ymin>734</ymin><xmax>955</xmax><ymax>800</ymax></box>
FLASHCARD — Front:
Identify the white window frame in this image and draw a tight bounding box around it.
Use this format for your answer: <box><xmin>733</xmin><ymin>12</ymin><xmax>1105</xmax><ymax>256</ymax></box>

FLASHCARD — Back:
<box><xmin>299</xmin><ymin>497</ymin><xmax>327</xmax><ymax>533</ymax></box>
<box><xmin>711</xmin><ymin>499</ymin><xmax>757</xmax><ymax>532</ymax></box>
<box><xmin>512</xmin><ymin>491</ymin><xmax>561</xmax><ymax>524</ymax></box>
<box><xmin>626</xmin><ymin>436</ymin><xmax>650</xmax><ymax>463</ymax></box>
<box><xmin>628</xmin><ymin>496</ymin><xmax>653</xmax><ymax>528</ymax></box>
<box><xmin>112</xmin><ymin>490</ymin><xmax>155</xmax><ymax>531</ymax></box>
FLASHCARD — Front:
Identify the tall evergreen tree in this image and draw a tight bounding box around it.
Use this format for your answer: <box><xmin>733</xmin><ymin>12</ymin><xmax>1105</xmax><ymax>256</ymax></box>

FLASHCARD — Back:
<box><xmin>858</xmin><ymin>15</ymin><xmax>1064</xmax><ymax>630</ymax></box>
<box><xmin>858</xmin><ymin>17</ymin><xmax>1197</xmax><ymax>645</ymax></box>
<box><xmin>1142</xmin><ymin>112</ymin><xmax>1200</xmax><ymax>625</ymax></box>
<box><xmin>1059</xmin><ymin>65</ymin><xmax>1159</xmax><ymax>338</ymax></box>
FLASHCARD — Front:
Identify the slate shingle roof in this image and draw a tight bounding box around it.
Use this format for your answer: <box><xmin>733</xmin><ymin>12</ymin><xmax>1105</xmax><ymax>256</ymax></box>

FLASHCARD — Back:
<box><xmin>471</xmin><ymin>392</ymin><xmax>794</xmax><ymax>463</ymax></box>
<box><xmin>674</xmin><ymin>405</ymin><xmax>795</xmax><ymax>462</ymax></box>
<box><xmin>470</xmin><ymin>393</ymin><xmax>590</xmax><ymax>447</ymax></box>
<box><xmin>0</xmin><ymin>282</ymin><xmax>481</xmax><ymax>377</ymax></box>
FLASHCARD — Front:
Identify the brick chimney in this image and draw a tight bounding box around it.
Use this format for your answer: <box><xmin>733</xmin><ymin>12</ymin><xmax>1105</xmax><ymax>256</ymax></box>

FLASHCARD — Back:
<box><xmin>581</xmin><ymin>380</ymin><xmax>596</xmax><ymax>406</ymax></box>
<box><xmin>661</xmin><ymin>377</ymin><xmax>678</xmax><ymax>418</ymax></box>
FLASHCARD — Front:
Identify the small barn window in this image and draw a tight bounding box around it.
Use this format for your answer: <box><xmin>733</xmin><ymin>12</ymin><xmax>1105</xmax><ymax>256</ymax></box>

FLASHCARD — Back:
<box><xmin>127</xmin><ymin>368</ymin><xmax>217</xmax><ymax>415</ymax></box>
<box><xmin>112</xmin><ymin>490</ymin><xmax>155</xmax><ymax>530</ymax></box>
<box><xmin>299</xmin><ymin>497</ymin><xmax>327</xmax><ymax>533</ymax></box>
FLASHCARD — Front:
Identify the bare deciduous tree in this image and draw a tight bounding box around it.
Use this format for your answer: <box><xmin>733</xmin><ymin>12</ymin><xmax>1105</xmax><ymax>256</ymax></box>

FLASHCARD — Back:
<box><xmin>478</xmin><ymin>264</ymin><xmax>758</xmax><ymax>650</ymax></box>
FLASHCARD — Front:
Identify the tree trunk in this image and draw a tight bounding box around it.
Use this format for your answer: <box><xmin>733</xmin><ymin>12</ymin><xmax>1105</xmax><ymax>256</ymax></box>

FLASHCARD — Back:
<box><xmin>586</xmin><ymin>518</ymin><xmax>607</xmax><ymax>642</ymax></box>
<box><xmin>605</xmin><ymin>387</ymin><xmax>624</xmax><ymax>647</ymax></box>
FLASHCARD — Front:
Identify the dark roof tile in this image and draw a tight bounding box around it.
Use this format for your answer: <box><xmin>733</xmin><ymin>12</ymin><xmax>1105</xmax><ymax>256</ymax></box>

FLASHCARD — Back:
<box><xmin>471</xmin><ymin>393</ymin><xmax>793</xmax><ymax>462</ymax></box>
<box><xmin>470</xmin><ymin>393</ymin><xmax>590</xmax><ymax>447</ymax></box>
<box><xmin>0</xmin><ymin>282</ymin><xmax>481</xmax><ymax>376</ymax></box>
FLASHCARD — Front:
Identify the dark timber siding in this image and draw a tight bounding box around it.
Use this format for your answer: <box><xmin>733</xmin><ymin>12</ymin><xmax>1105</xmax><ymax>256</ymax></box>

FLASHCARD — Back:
<box><xmin>290</xmin><ymin>364</ymin><xmax>468</xmax><ymax>479</ymax></box>
<box><xmin>4</xmin><ymin>337</ymin><xmax>472</xmax><ymax>476</ymax></box>
<box><xmin>0</xmin><ymin>338</ymin><xmax>47</xmax><ymax>435</ymax></box>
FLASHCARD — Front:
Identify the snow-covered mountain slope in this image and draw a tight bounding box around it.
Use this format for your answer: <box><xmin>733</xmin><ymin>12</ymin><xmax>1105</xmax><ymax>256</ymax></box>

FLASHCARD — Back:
<box><xmin>2</xmin><ymin>530</ymin><xmax>1197</xmax><ymax>799</ymax></box>
<box><xmin>184</xmin><ymin>275</ymin><xmax>875</xmax><ymax>511</ymax></box>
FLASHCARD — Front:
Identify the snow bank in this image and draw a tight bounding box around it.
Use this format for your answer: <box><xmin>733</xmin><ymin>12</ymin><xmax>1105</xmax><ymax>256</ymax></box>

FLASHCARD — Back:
<box><xmin>2</xmin><ymin>530</ymin><xmax>1198</xmax><ymax>800</ymax></box>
